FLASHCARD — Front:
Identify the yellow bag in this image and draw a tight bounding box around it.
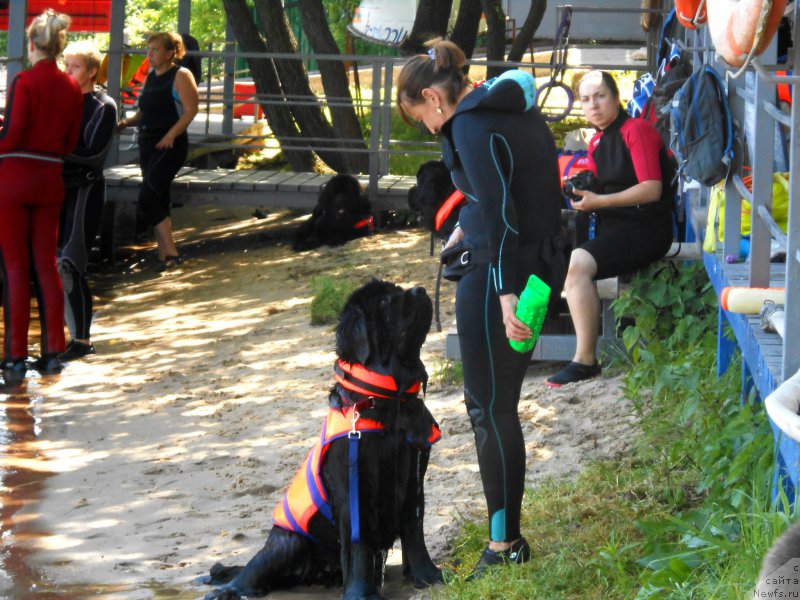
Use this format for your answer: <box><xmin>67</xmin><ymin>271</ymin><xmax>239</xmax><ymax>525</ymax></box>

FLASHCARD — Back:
<box><xmin>703</xmin><ymin>182</ymin><xmax>725</xmax><ymax>253</ymax></box>
<box><xmin>703</xmin><ymin>173</ymin><xmax>790</xmax><ymax>253</ymax></box>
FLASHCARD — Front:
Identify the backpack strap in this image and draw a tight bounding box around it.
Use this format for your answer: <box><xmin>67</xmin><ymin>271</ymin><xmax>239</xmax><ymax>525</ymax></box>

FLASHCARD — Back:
<box><xmin>704</xmin><ymin>65</ymin><xmax>734</xmax><ymax>165</ymax></box>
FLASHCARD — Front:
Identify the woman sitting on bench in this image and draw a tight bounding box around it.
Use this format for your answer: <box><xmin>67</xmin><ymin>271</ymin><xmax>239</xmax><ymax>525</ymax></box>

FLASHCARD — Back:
<box><xmin>546</xmin><ymin>70</ymin><xmax>675</xmax><ymax>387</ymax></box>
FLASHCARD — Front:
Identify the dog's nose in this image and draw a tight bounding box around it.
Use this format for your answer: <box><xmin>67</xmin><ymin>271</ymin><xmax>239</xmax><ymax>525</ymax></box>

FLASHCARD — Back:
<box><xmin>409</xmin><ymin>286</ymin><xmax>428</xmax><ymax>296</ymax></box>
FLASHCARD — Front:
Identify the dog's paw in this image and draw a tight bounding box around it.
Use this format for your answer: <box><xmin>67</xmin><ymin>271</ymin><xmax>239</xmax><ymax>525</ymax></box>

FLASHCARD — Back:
<box><xmin>406</xmin><ymin>566</ymin><xmax>444</xmax><ymax>587</ymax></box>
<box><xmin>203</xmin><ymin>586</ymin><xmax>242</xmax><ymax>600</ymax></box>
<box><xmin>342</xmin><ymin>592</ymin><xmax>383</xmax><ymax>600</ymax></box>
<box><xmin>196</xmin><ymin>563</ymin><xmax>242</xmax><ymax>586</ymax></box>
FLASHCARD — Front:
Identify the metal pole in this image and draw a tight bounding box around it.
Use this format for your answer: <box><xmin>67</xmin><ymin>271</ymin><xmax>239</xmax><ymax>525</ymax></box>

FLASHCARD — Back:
<box><xmin>177</xmin><ymin>0</ymin><xmax>191</xmax><ymax>35</ymax></box>
<box><xmin>6</xmin><ymin>0</ymin><xmax>28</xmax><ymax>84</ymax></box>
<box><xmin>782</xmin><ymin>4</ymin><xmax>800</xmax><ymax>379</ymax></box>
<box><xmin>222</xmin><ymin>19</ymin><xmax>235</xmax><ymax>136</ymax></box>
<box><xmin>106</xmin><ymin>0</ymin><xmax>126</xmax><ymax>165</ymax></box>
<box><xmin>368</xmin><ymin>61</ymin><xmax>382</xmax><ymax>203</ymax></box>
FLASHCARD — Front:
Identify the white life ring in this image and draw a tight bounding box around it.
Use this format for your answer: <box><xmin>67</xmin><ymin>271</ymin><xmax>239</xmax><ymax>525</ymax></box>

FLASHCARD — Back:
<box><xmin>706</xmin><ymin>0</ymin><xmax>786</xmax><ymax>68</ymax></box>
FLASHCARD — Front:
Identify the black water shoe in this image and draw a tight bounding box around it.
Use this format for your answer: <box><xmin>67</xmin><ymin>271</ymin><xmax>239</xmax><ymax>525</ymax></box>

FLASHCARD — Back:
<box><xmin>32</xmin><ymin>354</ymin><xmax>63</xmax><ymax>375</ymax></box>
<box><xmin>155</xmin><ymin>255</ymin><xmax>183</xmax><ymax>273</ymax></box>
<box><xmin>61</xmin><ymin>340</ymin><xmax>96</xmax><ymax>361</ymax></box>
<box><xmin>1</xmin><ymin>359</ymin><xmax>27</xmax><ymax>385</ymax></box>
<box><xmin>467</xmin><ymin>537</ymin><xmax>531</xmax><ymax>580</ymax></box>
<box><xmin>545</xmin><ymin>361</ymin><xmax>601</xmax><ymax>388</ymax></box>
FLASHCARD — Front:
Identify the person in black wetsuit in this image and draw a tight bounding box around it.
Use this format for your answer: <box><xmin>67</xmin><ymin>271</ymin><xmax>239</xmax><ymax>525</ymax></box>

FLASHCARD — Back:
<box><xmin>60</xmin><ymin>41</ymin><xmax>118</xmax><ymax>361</ymax></box>
<box><xmin>117</xmin><ymin>32</ymin><xmax>199</xmax><ymax>271</ymax></box>
<box><xmin>545</xmin><ymin>71</ymin><xmax>674</xmax><ymax>387</ymax></box>
<box><xmin>397</xmin><ymin>40</ymin><xmax>566</xmax><ymax>577</ymax></box>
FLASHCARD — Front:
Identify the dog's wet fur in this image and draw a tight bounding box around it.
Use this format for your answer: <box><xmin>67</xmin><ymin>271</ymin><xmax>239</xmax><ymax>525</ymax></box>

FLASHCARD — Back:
<box><xmin>293</xmin><ymin>174</ymin><xmax>372</xmax><ymax>251</ymax></box>
<box><xmin>199</xmin><ymin>279</ymin><xmax>442</xmax><ymax>600</ymax></box>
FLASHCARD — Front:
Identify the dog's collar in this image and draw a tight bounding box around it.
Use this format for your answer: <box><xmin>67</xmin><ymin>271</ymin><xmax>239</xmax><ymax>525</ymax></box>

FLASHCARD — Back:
<box><xmin>334</xmin><ymin>360</ymin><xmax>421</xmax><ymax>401</ymax></box>
<box><xmin>352</xmin><ymin>215</ymin><xmax>374</xmax><ymax>232</ymax></box>
<box><xmin>434</xmin><ymin>190</ymin><xmax>465</xmax><ymax>232</ymax></box>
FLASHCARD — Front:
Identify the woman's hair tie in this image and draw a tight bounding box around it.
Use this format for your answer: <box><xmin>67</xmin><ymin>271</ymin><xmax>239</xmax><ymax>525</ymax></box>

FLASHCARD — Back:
<box><xmin>427</xmin><ymin>48</ymin><xmax>436</xmax><ymax>61</ymax></box>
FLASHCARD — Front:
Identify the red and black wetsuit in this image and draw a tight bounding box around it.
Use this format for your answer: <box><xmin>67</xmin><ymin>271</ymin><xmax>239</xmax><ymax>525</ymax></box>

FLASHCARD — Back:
<box><xmin>0</xmin><ymin>59</ymin><xmax>83</xmax><ymax>361</ymax></box>
<box><xmin>579</xmin><ymin>110</ymin><xmax>674</xmax><ymax>279</ymax></box>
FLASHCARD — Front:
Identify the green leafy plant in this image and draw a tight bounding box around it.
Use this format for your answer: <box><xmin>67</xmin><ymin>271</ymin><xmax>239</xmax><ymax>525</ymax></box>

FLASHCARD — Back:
<box><xmin>430</xmin><ymin>358</ymin><xmax>463</xmax><ymax>388</ymax></box>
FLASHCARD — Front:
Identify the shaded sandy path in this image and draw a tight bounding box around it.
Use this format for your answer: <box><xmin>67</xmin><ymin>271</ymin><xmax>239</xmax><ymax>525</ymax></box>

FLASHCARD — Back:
<box><xmin>8</xmin><ymin>205</ymin><xmax>637</xmax><ymax>599</ymax></box>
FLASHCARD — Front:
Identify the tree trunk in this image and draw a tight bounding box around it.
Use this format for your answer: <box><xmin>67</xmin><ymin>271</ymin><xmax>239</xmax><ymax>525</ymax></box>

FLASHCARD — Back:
<box><xmin>451</xmin><ymin>0</ymin><xmax>483</xmax><ymax>60</ymax></box>
<box><xmin>251</xmin><ymin>0</ymin><xmax>348</xmax><ymax>172</ymax></box>
<box><xmin>399</xmin><ymin>0</ymin><xmax>453</xmax><ymax>55</ymax></box>
<box><xmin>481</xmin><ymin>0</ymin><xmax>508</xmax><ymax>78</ymax></box>
<box><xmin>507</xmin><ymin>0</ymin><xmax>547</xmax><ymax>63</ymax></box>
<box><xmin>221</xmin><ymin>0</ymin><xmax>313</xmax><ymax>170</ymax></box>
<box><xmin>297</xmin><ymin>0</ymin><xmax>368</xmax><ymax>173</ymax></box>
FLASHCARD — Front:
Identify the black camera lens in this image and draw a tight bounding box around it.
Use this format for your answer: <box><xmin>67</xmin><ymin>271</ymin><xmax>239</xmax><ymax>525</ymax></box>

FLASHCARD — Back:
<box><xmin>562</xmin><ymin>181</ymin><xmax>580</xmax><ymax>201</ymax></box>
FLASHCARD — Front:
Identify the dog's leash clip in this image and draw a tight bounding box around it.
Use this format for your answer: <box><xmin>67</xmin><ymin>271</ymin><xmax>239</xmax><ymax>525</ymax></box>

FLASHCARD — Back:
<box><xmin>349</xmin><ymin>409</ymin><xmax>362</xmax><ymax>439</ymax></box>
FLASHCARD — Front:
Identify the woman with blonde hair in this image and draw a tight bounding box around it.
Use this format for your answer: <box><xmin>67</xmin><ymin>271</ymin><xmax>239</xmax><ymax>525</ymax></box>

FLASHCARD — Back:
<box><xmin>398</xmin><ymin>40</ymin><xmax>565</xmax><ymax>578</ymax></box>
<box><xmin>0</xmin><ymin>9</ymin><xmax>84</xmax><ymax>383</ymax></box>
<box><xmin>118</xmin><ymin>31</ymin><xmax>199</xmax><ymax>271</ymax></box>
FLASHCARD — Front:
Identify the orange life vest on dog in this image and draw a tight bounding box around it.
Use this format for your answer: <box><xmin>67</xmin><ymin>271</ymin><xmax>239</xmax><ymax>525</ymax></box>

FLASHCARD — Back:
<box><xmin>272</xmin><ymin>361</ymin><xmax>441</xmax><ymax>543</ymax></box>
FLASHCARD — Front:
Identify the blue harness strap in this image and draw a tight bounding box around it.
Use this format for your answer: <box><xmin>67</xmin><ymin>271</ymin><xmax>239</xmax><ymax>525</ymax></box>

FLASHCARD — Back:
<box><xmin>348</xmin><ymin>430</ymin><xmax>361</xmax><ymax>543</ymax></box>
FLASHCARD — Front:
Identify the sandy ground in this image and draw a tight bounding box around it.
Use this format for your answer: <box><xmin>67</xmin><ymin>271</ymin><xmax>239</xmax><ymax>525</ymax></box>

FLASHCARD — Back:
<box><xmin>5</xmin><ymin>204</ymin><xmax>639</xmax><ymax>599</ymax></box>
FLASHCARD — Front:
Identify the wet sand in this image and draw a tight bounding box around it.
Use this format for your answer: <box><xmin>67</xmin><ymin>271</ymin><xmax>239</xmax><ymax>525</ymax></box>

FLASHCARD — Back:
<box><xmin>0</xmin><ymin>204</ymin><xmax>638</xmax><ymax>599</ymax></box>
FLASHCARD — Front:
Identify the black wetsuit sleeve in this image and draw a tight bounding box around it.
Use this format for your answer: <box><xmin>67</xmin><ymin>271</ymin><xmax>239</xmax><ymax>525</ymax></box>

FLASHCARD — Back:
<box><xmin>451</xmin><ymin>111</ymin><xmax>520</xmax><ymax>295</ymax></box>
<box><xmin>67</xmin><ymin>95</ymin><xmax>117</xmax><ymax>169</ymax></box>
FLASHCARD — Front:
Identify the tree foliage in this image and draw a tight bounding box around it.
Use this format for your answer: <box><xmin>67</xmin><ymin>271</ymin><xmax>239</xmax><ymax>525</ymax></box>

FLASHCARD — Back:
<box><xmin>119</xmin><ymin>0</ymin><xmax>548</xmax><ymax>173</ymax></box>
<box><xmin>125</xmin><ymin>0</ymin><xmax>226</xmax><ymax>45</ymax></box>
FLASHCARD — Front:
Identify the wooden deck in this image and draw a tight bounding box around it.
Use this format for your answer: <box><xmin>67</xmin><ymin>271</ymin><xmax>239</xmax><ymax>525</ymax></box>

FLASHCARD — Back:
<box><xmin>704</xmin><ymin>251</ymin><xmax>787</xmax><ymax>396</ymax></box>
<box><xmin>703</xmin><ymin>250</ymin><xmax>798</xmax><ymax>498</ymax></box>
<box><xmin>102</xmin><ymin>165</ymin><xmax>417</xmax><ymax>256</ymax></box>
<box><xmin>104</xmin><ymin>165</ymin><xmax>416</xmax><ymax>210</ymax></box>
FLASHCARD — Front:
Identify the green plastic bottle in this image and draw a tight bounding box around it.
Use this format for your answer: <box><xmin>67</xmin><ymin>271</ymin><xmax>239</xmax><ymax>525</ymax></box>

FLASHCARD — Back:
<box><xmin>509</xmin><ymin>274</ymin><xmax>551</xmax><ymax>353</ymax></box>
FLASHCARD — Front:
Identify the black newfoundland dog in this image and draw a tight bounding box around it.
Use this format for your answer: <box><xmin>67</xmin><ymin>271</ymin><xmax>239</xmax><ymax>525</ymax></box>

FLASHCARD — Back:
<box><xmin>293</xmin><ymin>174</ymin><xmax>373</xmax><ymax>251</ymax></box>
<box><xmin>200</xmin><ymin>279</ymin><xmax>443</xmax><ymax>600</ymax></box>
<box><xmin>407</xmin><ymin>160</ymin><xmax>465</xmax><ymax>240</ymax></box>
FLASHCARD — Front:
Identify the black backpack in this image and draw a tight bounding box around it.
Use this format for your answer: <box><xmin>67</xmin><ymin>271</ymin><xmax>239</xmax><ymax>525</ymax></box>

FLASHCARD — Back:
<box><xmin>644</xmin><ymin>55</ymin><xmax>693</xmax><ymax>149</ymax></box>
<box><xmin>669</xmin><ymin>65</ymin><xmax>735</xmax><ymax>186</ymax></box>
<box><xmin>178</xmin><ymin>33</ymin><xmax>202</xmax><ymax>84</ymax></box>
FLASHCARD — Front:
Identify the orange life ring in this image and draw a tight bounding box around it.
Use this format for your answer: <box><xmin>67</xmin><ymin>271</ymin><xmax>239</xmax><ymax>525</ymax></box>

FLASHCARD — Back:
<box><xmin>707</xmin><ymin>0</ymin><xmax>787</xmax><ymax>67</ymax></box>
<box><xmin>676</xmin><ymin>0</ymin><xmax>708</xmax><ymax>29</ymax></box>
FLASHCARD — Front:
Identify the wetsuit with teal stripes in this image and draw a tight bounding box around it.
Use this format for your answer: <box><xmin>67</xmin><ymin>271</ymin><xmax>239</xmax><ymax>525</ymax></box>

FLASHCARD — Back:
<box><xmin>440</xmin><ymin>71</ymin><xmax>566</xmax><ymax>542</ymax></box>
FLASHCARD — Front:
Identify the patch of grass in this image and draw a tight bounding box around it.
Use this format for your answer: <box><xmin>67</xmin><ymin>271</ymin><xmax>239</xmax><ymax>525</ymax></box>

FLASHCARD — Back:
<box><xmin>430</xmin><ymin>359</ymin><xmax>463</xmax><ymax>389</ymax></box>
<box><xmin>309</xmin><ymin>276</ymin><xmax>358</xmax><ymax>325</ymax></box>
<box><xmin>439</xmin><ymin>457</ymin><xmax>678</xmax><ymax>599</ymax></box>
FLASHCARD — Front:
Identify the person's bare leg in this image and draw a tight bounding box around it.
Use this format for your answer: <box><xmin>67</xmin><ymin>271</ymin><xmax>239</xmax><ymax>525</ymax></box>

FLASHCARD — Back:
<box><xmin>564</xmin><ymin>249</ymin><xmax>600</xmax><ymax>365</ymax></box>
<box><xmin>153</xmin><ymin>217</ymin><xmax>179</xmax><ymax>262</ymax></box>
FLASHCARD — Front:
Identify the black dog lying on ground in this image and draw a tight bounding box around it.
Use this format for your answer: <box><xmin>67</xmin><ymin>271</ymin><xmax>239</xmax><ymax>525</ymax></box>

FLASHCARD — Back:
<box><xmin>200</xmin><ymin>279</ymin><xmax>442</xmax><ymax>600</ymax></box>
<box><xmin>293</xmin><ymin>174</ymin><xmax>373</xmax><ymax>251</ymax></box>
<box><xmin>407</xmin><ymin>160</ymin><xmax>465</xmax><ymax>240</ymax></box>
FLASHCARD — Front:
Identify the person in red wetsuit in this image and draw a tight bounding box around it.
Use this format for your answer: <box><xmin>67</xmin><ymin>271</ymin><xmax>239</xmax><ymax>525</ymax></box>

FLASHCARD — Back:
<box><xmin>546</xmin><ymin>70</ymin><xmax>675</xmax><ymax>387</ymax></box>
<box><xmin>0</xmin><ymin>10</ymin><xmax>84</xmax><ymax>384</ymax></box>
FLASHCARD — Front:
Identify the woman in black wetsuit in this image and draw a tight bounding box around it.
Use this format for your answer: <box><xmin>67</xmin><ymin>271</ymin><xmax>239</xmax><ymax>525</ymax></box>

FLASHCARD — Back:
<box><xmin>545</xmin><ymin>71</ymin><xmax>673</xmax><ymax>387</ymax></box>
<box><xmin>60</xmin><ymin>41</ymin><xmax>118</xmax><ymax>360</ymax></box>
<box><xmin>118</xmin><ymin>32</ymin><xmax>198</xmax><ymax>271</ymax></box>
<box><xmin>397</xmin><ymin>40</ymin><xmax>565</xmax><ymax>577</ymax></box>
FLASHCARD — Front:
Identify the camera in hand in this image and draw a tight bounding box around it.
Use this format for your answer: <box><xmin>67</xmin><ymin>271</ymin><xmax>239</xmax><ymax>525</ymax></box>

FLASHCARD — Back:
<box><xmin>561</xmin><ymin>170</ymin><xmax>599</xmax><ymax>203</ymax></box>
